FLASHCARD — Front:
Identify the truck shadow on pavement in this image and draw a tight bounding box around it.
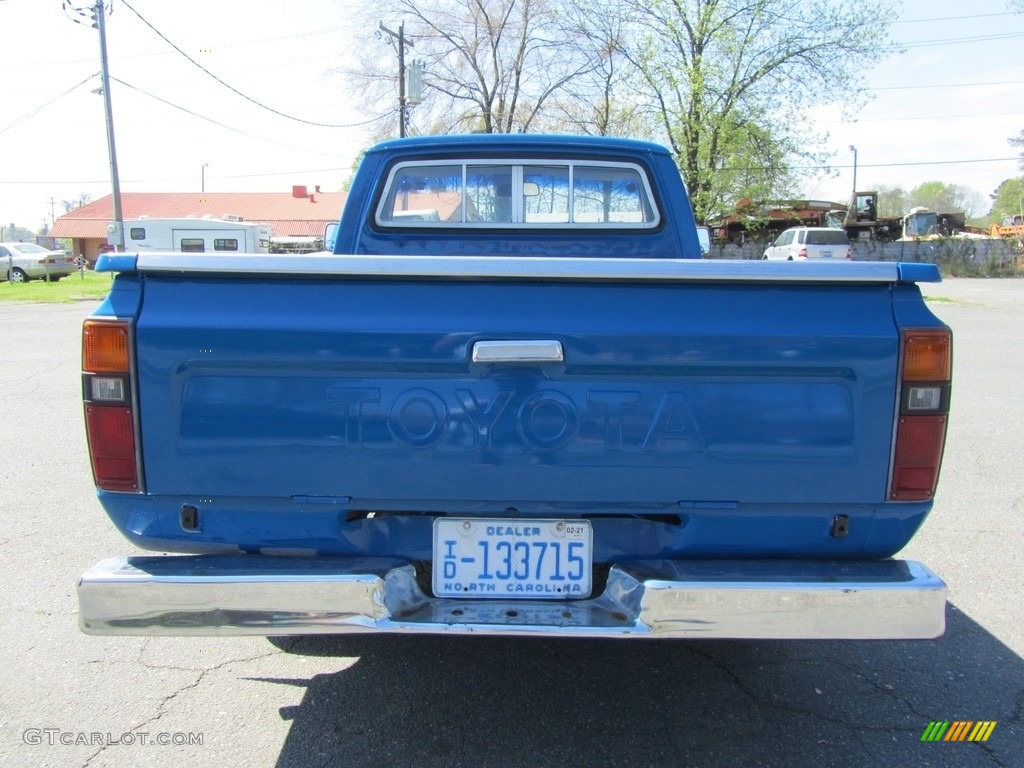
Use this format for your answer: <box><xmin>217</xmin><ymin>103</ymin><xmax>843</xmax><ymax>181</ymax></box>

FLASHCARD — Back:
<box><xmin>259</xmin><ymin>604</ymin><xmax>1020</xmax><ymax>768</ymax></box>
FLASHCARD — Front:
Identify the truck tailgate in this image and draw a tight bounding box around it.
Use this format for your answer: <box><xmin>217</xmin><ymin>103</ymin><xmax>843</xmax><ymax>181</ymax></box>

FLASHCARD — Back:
<box><xmin>134</xmin><ymin>268</ymin><xmax>903</xmax><ymax>510</ymax></box>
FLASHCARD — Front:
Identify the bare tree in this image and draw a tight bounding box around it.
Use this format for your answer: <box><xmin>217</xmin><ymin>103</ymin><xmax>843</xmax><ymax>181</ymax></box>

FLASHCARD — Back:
<box><xmin>342</xmin><ymin>0</ymin><xmax>598</xmax><ymax>135</ymax></box>
<box><xmin>1010</xmin><ymin>130</ymin><xmax>1024</xmax><ymax>170</ymax></box>
<box><xmin>61</xmin><ymin>193</ymin><xmax>93</xmax><ymax>214</ymax></box>
<box><xmin>544</xmin><ymin>0</ymin><xmax>656</xmax><ymax>137</ymax></box>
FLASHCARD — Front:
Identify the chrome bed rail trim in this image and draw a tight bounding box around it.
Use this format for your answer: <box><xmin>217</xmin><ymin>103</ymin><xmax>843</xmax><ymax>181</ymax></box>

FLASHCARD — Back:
<box><xmin>128</xmin><ymin>252</ymin><xmax>928</xmax><ymax>283</ymax></box>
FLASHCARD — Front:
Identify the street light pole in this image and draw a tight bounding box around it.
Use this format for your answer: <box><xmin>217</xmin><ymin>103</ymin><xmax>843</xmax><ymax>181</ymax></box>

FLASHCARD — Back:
<box><xmin>849</xmin><ymin>145</ymin><xmax>858</xmax><ymax>199</ymax></box>
<box><xmin>202</xmin><ymin>163</ymin><xmax>209</xmax><ymax>193</ymax></box>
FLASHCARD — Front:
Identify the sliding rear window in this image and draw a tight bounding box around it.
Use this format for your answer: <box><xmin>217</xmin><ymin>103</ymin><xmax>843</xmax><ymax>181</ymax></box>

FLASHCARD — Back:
<box><xmin>376</xmin><ymin>160</ymin><xmax>660</xmax><ymax>229</ymax></box>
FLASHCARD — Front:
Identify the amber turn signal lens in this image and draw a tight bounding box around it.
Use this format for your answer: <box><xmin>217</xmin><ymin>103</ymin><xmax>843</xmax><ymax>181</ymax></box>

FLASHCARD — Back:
<box><xmin>902</xmin><ymin>330</ymin><xmax>951</xmax><ymax>382</ymax></box>
<box><xmin>83</xmin><ymin>320</ymin><xmax>131</xmax><ymax>373</ymax></box>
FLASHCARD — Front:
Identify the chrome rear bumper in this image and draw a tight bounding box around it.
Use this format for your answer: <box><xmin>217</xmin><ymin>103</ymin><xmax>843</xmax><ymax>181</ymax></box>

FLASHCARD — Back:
<box><xmin>77</xmin><ymin>556</ymin><xmax>946</xmax><ymax>639</ymax></box>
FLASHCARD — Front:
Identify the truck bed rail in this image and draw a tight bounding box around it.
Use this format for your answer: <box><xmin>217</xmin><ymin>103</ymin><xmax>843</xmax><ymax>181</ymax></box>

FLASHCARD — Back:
<box><xmin>95</xmin><ymin>252</ymin><xmax>942</xmax><ymax>284</ymax></box>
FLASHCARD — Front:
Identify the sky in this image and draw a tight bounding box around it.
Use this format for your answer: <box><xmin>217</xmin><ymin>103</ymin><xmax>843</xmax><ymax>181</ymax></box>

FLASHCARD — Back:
<box><xmin>2</xmin><ymin>0</ymin><xmax>1023</xmax><ymax>232</ymax></box>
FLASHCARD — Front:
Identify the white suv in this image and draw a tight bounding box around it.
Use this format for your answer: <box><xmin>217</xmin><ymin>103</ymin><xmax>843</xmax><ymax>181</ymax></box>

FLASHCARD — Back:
<box><xmin>762</xmin><ymin>227</ymin><xmax>851</xmax><ymax>261</ymax></box>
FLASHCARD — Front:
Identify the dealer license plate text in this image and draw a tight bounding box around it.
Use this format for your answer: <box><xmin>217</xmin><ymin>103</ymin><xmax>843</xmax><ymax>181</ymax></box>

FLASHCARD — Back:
<box><xmin>433</xmin><ymin>518</ymin><xmax>593</xmax><ymax>599</ymax></box>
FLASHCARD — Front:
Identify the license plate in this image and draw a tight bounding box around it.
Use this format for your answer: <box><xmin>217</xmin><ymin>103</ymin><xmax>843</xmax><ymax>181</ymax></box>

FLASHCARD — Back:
<box><xmin>820</xmin><ymin>251</ymin><xmax>833</xmax><ymax>258</ymax></box>
<box><xmin>433</xmin><ymin>518</ymin><xmax>592</xmax><ymax>599</ymax></box>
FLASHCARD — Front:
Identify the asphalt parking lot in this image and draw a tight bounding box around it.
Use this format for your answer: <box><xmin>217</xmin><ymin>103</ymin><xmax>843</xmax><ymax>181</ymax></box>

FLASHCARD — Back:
<box><xmin>0</xmin><ymin>278</ymin><xmax>1021</xmax><ymax>768</ymax></box>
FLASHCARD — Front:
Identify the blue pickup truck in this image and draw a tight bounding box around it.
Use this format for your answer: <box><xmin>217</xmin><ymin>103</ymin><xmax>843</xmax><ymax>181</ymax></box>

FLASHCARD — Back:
<box><xmin>77</xmin><ymin>134</ymin><xmax>951</xmax><ymax>639</ymax></box>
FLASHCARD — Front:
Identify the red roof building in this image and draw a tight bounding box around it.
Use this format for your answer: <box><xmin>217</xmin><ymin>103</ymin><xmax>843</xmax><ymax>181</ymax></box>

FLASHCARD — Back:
<box><xmin>49</xmin><ymin>187</ymin><xmax>346</xmax><ymax>262</ymax></box>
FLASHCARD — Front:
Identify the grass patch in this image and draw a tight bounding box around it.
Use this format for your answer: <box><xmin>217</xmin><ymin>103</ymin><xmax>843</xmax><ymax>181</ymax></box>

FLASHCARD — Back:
<box><xmin>0</xmin><ymin>271</ymin><xmax>114</xmax><ymax>303</ymax></box>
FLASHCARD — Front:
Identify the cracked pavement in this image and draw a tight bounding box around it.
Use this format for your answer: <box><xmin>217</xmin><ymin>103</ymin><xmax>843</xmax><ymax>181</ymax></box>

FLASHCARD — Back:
<box><xmin>0</xmin><ymin>280</ymin><xmax>1022</xmax><ymax>767</ymax></box>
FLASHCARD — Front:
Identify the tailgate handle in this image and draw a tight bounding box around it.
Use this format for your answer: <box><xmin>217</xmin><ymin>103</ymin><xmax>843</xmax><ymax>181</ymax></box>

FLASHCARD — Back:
<box><xmin>472</xmin><ymin>340</ymin><xmax>564</xmax><ymax>363</ymax></box>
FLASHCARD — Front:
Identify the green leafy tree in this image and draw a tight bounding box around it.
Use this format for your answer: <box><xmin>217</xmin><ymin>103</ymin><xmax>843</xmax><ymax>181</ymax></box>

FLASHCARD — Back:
<box><xmin>616</xmin><ymin>0</ymin><xmax>896</xmax><ymax>223</ymax></box>
<box><xmin>989</xmin><ymin>177</ymin><xmax>1024</xmax><ymax>219</ymax></box>
<box><xmin>875</xmin><ymin>185</ymin><xmax>910</xmax><ymax>218</ymax></box>
<box><xmin>340</xmin><ymin>150</ymin><xmax>367</xmax><ymax>193</ymax></box>
<box><xmin>909</xmin><ymin>181</ymin><xmax>984</xmax><ymax>218</ymax></box>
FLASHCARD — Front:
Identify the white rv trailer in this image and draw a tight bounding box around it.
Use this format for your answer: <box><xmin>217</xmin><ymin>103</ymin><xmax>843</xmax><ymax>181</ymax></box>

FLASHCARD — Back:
<box><xmin>120</xmin><ymin>215</ymin><xmax>272</xmax><ymax>254</ymax></box>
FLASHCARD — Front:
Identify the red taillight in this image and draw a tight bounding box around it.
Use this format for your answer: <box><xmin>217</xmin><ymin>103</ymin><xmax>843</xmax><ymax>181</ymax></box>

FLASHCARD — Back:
<box><xmin>889</xmin><ymin>329</ymin><xmax>952</xmax><ymax>501</ymax></box>
<box><xmin>797</xmin><ymin>248</ymin><xmax>808</xmax><ymax>259</ymax></box>
<box><xmin>85</xmin><ymin>406</ymin><xmax>139</xmax><ymax>491</ymax></box>
<box><xmin>82</xmin><ymin>319</ymin><xmax>142</xmax><ymax>492</ymax></box>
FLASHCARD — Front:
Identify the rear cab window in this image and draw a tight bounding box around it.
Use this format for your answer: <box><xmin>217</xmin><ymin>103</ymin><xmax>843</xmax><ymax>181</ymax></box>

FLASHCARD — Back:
<box><xmin>376</xmin><ymin>160</ymin><xmax>660</xmax><ymax>229</ymax></box>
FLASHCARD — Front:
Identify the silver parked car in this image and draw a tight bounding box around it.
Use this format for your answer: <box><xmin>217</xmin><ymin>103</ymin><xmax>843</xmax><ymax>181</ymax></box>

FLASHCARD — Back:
<box><xmin>762</xmin><ymin>227</ymin><xmax>851</xmax><ymax>261</ymax></box>
<box><xmin>0</xmin><ymin>242</ymin><xmax>78</xmax><ymax>282</ymax></box>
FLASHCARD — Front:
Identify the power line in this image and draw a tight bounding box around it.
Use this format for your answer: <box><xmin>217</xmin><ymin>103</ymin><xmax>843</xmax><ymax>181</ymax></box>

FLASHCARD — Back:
<box><xmin>900</xmin><ymin>30</ymin><xmax>1024</xmax><ymax>48</ymax></box>
<box><xmin>820</xmin><ymin>110</ymin><xmax>1024</xmax><ymax>124</ymax></box>
<box><xmin>893</xmin><ymin>11</ymin><xmax>1020</xmax><ymax>24</ymax></box>
<box><xmin>871</xmin><ymin>80</ymin><xmax>1024</xmax><ymax>92</ymax></box>
<box><xmin>0</xmin><ymin>166</ymin><xmax>354</xmax><ymax>186</ymax></box>
<box><xmin>844</xmin><ymin>157</ymin><xmax>1018</xmax><ymax>173</ymax></box>
<box><xmin>5</xmin><ymin>17</ymin><xmax>371</xmax><ymax>69</ymax></box>
<box><xmin>701</xmin><ymin>157</ymin><xmax>1020</xmax><ymax>174</ymax></box>
<box><xmin>119</xmin><ymin>0</ymin><xmax>360</xmax><ymax>128</ymax></box>
<box><xmin>110</xmin><ymin>76</ymin><xmax>391</xmax><ymax>141</ymax></box>
<box><xmin>847</xmin><ymin>157</ymin><xmax>1019</xmax><ymax>169</ymax></box>
<box><xmin>0</xmin><ymin>73</ymin><xmax>99</xmax><ymax>134</ymax></box>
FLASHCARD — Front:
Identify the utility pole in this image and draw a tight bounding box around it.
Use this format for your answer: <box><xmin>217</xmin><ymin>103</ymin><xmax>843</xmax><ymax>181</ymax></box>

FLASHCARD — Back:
<box><xmin>65</xmin><ymin>1</ymin><xmax>124</xmax><ymax>251</ymax></box>
<box><xmin>96</xmin><ymin>1</ymin><xmax>124</xmax><ymax>251</ymax></box>
<box><xmin>379</xmin><ymin>22</ymin><xmax>413</xmax><ymax>138</ymax></box>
